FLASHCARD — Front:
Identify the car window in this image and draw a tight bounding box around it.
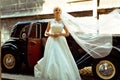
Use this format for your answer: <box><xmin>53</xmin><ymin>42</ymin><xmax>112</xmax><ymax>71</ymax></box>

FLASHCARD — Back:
<box><xmin>41</xmin><ymin>22</ymin><xmax>48</xmax><ymax>38</ymax></box>
<box><xmin>36</xmin><ymin>23</ymin><xmax>41</xmax><ymax>38</ymax></box>
<box><xmin>29</xmin><ymin>23</ymin><xmax>41</xmax><ymax>38</ymax></box>
<box><xmin>11</xmin><ymin>23</ymin><xmax>30</xmax><ymax>38</ymax></box>
<box><xmin>20</xmin><ymin>25</ymin><xmax>30</xmax><ymax>39</ymax></box>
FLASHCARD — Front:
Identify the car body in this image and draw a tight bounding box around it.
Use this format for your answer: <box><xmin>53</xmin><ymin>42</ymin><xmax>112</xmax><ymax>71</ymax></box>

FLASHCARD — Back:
<box><xmin>1</xmin><ymin>20</ymin><xmax>120</xmax><ymax>80</ymax></box>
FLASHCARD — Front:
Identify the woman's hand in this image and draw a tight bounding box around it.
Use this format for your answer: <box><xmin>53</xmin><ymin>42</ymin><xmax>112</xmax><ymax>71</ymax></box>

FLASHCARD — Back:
<box><xmin>46</xmin><ymin>32</ymin><xmax>60</xmax><ymax>38</ymax></box>
<box><xmin>53</xmin><ymin>33</ymin><xmax>60</xmax><ymax>38</ymax></box>
<box><xmin>46</xmin><ymin>32</ymin><xmax>68</xmax><ymax>38</ymax></box>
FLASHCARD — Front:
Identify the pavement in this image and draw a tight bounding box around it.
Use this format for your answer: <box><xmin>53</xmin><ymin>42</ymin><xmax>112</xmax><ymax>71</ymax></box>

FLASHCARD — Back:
<box><xmin>1</xmin><ymin>67</ymin><xmax>95</xmax><ymax>80</ymax></box>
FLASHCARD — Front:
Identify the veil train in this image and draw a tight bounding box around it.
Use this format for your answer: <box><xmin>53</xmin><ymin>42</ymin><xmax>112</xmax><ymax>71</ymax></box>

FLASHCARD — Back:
<box><xmin>60</xmin><ymin>9</ymin><xmax>120</xmax><ymax>58</ymax></box>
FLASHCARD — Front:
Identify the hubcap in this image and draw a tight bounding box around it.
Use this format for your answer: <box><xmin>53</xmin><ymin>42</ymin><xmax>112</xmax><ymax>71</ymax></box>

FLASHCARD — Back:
<box><xmin>96</xmin><ymin>60</ymin><xmax>115</xmax><ymax>80</ymax></box>
<box><xmin>3</xmin><ymin>54</ymin><xmax>15</xmax><ymax>69</ymax></box>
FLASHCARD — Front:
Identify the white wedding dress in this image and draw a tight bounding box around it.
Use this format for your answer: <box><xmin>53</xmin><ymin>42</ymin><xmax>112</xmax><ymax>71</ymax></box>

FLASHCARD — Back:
<box><xmin>34</xmin><ymin>20</ymin><xmax>81</xmax><ymax>80</ymax></box>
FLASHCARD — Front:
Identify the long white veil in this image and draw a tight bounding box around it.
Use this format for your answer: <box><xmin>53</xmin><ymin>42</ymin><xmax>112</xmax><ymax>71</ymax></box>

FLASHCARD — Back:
<box><xmin>60</xmin><ymin>9</ymin><xmax>120</xmax><ymax>58</ymax></box>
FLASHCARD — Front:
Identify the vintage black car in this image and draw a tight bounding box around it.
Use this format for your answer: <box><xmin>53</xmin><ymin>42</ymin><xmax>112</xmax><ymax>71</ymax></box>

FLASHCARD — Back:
<box><xmin>1</xmin><ymin>20</ymin><xmax>120</xmax><ymax>80</ymax></box>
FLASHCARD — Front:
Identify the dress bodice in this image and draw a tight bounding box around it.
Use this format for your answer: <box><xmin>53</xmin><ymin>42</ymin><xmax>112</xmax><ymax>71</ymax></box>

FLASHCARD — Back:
<box><xmin>50</xmin><ymin>20</ymin><xmax>64</xmax><ymax>34</ymax></box>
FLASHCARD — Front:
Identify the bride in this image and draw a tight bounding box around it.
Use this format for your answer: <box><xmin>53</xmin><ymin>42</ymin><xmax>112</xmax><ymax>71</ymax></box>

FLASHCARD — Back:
<box><xmin>34</xmin><ymin>7</ymin><xmax>81</xmax><ymax>80</ymax></box>
<box><xmin>34</xmin><ymin>6</ymin><xmax>114</xmax><ymax>80</ymax></box>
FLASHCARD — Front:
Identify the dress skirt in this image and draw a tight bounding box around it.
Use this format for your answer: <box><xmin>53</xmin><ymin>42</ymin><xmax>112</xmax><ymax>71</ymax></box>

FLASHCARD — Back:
<box><xmin>34</xmin><ymin>36</ymin><xmax>81</xmax><ymax>80</ymax></box>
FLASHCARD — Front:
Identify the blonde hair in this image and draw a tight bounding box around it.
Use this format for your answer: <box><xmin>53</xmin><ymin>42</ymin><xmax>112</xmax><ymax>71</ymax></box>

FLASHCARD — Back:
<box><xmin>53</xmin><ymin>6</ymin><xmax>62</xmax><ymax>12</ymax></box>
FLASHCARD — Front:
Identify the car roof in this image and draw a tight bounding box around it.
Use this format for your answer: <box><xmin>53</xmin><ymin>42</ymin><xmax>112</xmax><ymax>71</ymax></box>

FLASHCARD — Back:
<box><xmin>16</xmin><ymin>19</ymin><xmax>52</xmax><ymax>25</ymax></box>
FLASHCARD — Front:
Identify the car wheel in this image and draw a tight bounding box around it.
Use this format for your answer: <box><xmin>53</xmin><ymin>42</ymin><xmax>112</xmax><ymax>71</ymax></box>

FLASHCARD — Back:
<box><xmin>1</xmin><ymin>50</ymin><xmax>22</xmax><ymax>73</ymax></box>
<box><xmin>92</xmin><ymin>57</ymin><xmax>119</xmax><ymax>80</ymax></box>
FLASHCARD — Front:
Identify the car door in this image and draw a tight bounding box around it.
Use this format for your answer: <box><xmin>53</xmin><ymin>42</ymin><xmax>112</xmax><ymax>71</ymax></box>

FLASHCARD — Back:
<box><xmin>27</xmin><ymin>22</ymin><xmax>42</xmax><ymax>69</ymax></box>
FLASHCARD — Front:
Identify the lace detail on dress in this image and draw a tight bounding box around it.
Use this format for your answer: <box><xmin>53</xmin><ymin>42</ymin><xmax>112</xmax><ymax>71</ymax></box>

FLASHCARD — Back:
<box><xmin>50</xmin><ymin>20</ymin><xmax>64</xmax><ymax>34</ymax></box>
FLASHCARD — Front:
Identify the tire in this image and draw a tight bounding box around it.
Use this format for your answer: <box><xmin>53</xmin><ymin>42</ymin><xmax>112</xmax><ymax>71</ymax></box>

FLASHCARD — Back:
<box><xmin>1</xmin><ymin>50</ymin><xmax>22</xmax><ymax>73</ymax></box>
<box><xmin>92</xmin><ymin>57</ymin><xmax>119</xmax><ymax>80</ymax></box>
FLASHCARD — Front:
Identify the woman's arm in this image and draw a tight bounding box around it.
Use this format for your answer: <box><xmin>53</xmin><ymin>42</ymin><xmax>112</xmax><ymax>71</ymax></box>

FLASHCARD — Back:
<box><xmin>60</xmin><ymin>25</ymin><xmax>69</xmax><ymax>37</ymax></box>
<box><xmin>45</xmin><ymin>22</ymin><xmax>54</xmax><ymax>37</ymax></box>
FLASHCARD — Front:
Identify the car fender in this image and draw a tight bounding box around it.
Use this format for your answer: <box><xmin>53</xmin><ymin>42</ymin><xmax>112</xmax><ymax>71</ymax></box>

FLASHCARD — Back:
<box><xmin>2</xmin><ymin>43</ymin><xmax>19</xmax><ymax>54</ymax></box>
<box><xmin>113</xmin><ymin>46</ymin><xmax>120</xmax><ymax>52</ymax></box>
<box><xmin>109</xmin><ymin>46</ymin><xmax>120</xmax><ymax>60</ymax></box>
